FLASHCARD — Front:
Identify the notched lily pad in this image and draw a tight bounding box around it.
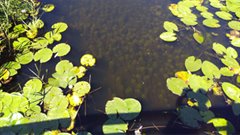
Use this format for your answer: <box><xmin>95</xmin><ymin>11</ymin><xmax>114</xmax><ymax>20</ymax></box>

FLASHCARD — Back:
<box><xmin>159</xmin><ymin>32</ymin><xmax>177</xmax><ymax>42</ymax></box>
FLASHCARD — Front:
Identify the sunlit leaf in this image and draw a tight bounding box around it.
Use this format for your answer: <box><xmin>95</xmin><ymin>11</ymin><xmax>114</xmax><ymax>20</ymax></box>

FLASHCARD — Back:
<box><xmin>203</xmin><ymin>18</ymin><xmax>220</xmax><ymax>28</ymax></box>
<box><xmin>185</xmin><ymin>56</ymin><xmax>202</xmax><ymax>72</ymax></box>
<box><xmin>105</xmin><ymin>97</ymin><xmax>128</xmax><ymax>119</ymax></box>
<box><xmin>193</xmin><ymin>31</ymin><xmax>204</xmax><ymax>44</ymax></box>
<box><xmin>188</xmin><ymin>75</ymin><xmax>212</xmax><ymax>92</ymax></box>
<box><xmin>120</xmin><ymin>98</ymin><xmax>141</xmax><ymax>120</ymax></box>
<box><xmin>34</xmin><ymin>48</ymin><xmax>53</xmax><ymax>63</ymax></box>
<box><xmin>201</xmin><ymin>61</ymin><xmax>221</xmax><ymax>79</ymax></box>
<box><xmin>42</xmin><ymin>4</ymin><xmax>55</xmax><ymax>12</ymax></box>
<box><xmin>231</xmin><ymin>38</ymin><xmax>240</xmax><ymax>47</ymax></box>
<box><xmin>208</xmin><ymin>118</ymin><xmax>235</xmax><ymax>135</ymax></box>
<box><xmin>72</xmin><ymin>81</ymin><xmax>91</xmax><ymax>97</ymax></box>
<box><xmin>212</xmin><ymin>42</ymin><xmax>226</xmax><ymax>55</ymax></box>
<box><xmin>55</xmin><ymin>60</ymin><xmax>73</xmax><ymax>73</ymax></box>
<box><xmin>163</xmin><ymin>21</ymin><xmax>178</xmax><ymax>32</ymax></box>
<box><xmin>228</xmin><ymin>21</ymin><xmax>240</xmax><ymax>30</ymax></box>
<box><xmin>16</xmin><ymin>52</ymin><xmax>33</xmax><ymax>65</ymax></box>
<box><xmin>52</xmin><ymin>22</ymin><xmax>68</xmax><ymax>33</ymax></box>
<box><xmin>220</xmin><ymin>67</ymin><xmax>235</xmax><ymax>76</ymax></box>
<box><xmin>167</xmin><ymin>77</ymin><xmax>188</xmax><ymax>96</ymax></box>
<box><xmin>159</xmin><ymin>32</ymin><xmax>177</xmax><ymax>42</ymax></box>
<box><xmin>201</xmin><ymin>11</ymin><xmax>214</xmax><ymax>19</ymax></box>
<box><xmin>222</xmin><ymin>82</ymin><xmax>240</xmax><ymax>102</ymax></box>
<box><xmin>53</xmin><ymin>43</ymin><xmax>71</xmax><ymax>57</ymax></box>
<box><xmin>226</xmin><ymin>47</ymin><xmax>238</xmax><ymax>58</ymax></box>
<box><xmin>215</xmin><ymin>11</ymin><xmax>232</xmax><ymax>20</ymax></box>
<box><xmin>102</xmin><ymin>119</ymin><xmax>128</xmax><ymax>134</ymax></box>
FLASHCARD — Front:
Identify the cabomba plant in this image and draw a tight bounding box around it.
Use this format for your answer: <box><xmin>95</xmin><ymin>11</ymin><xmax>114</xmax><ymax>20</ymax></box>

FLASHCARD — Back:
<box><xmin>160</xmin><ymin>0</ymin><xmax>240</xmax><ymax>134</ymax></box>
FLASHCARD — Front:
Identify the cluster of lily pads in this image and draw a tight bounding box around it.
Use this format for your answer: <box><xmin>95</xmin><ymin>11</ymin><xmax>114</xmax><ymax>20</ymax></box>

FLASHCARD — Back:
<box><xmin>160</xmin><ymin>0</ymin><xmax>240</xmax><ymax>134</ymax></box>
<box><xmin>102</xmin><ymin>97</ymin><xmax>142</xmax><ymax>134</ymax></box>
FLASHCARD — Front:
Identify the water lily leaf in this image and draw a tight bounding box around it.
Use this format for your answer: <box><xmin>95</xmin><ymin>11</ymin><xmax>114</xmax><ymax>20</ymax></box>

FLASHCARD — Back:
<box><xmin>201</xmin><ymin>61</ymin><xmax>221</xmax><ymax>79</ymax></box>
<box><xmin>53</xmin><ymin>43</ymin><xmax>71</xmax><ymax>57</ymax></box>
<box><xmin>52</xmin><ymin>22</ymin><xmax>68</xmax><ymax>33</ymax></box>
<box><xmin>0</xmin><ymin>69</ymin><xmax>10</xmax><ymax>81</ymax></box>
<box><xmin>120</xmin><ymin>98</ymin><xmax>141</xmax><ymax>120</ymax></box>
<box><xmin>44</xmin><ymin>32</ymin><xmax>54</xmax><ymax>44</ymax></box>
<box><xmin>16</xmin><ymin>52</ymin><xmax>33</xmax><ymax>65</ymax></box>
<box><xmin>49</xmin><ymin>95</ymin><xmax>69</xmax><ymax>111</ymax></box>
<box><xmin>163</xmin><ymin>21</ymin><xmax>178</xmax><ymax>32</ymax></box>
<box><xmin>221</xmin><ymin>56</ymin><xmax>239</xmax><ymax>69</ymax></box>
<box><xmin>23</xmin><ymin>78</ymin><xmax>43</xmax><ymax>105</ymax></box>
<box><xmin>52</xmin><ymin>33</ymin><xmax>62</xmax><ymax>41</ymax></box>
<box><xmin>105</xmin><ymin>97</ymin><xmax>128</xmax><ymax>119</ymax></box>
<box><xmin>80</xmin><ymin>54</ymin><xmax>96</xmax><ymax>67</ymax></box>
<box><xmin>208</xmin><ymin>118</ymin><xmax>235</xmax><ymax>135</ymax></box>
<box><xmin>185</xmin><ymin>56</ymin><xmax>202</xmax><ymax>72</ymax></box>
<box><xmin>237</xmin><ymin>75</ymin><xmax>240</xmax><ymax>83</ymax></box>
<box><xmin>210</xmin><ymin>0</ymin><xmax>224</xmax><ymax>8</ymax></box>
<box><xmin>42</xmin><ymin>4</ymin><xmax>55</xmax><ymax>12</ymax></box>
<box><xmin>236</xmin><ymin>11</ymin><xmax>240</xmax><ymax>18</ymax></box>
<box><xmin>159</xmin><ymin>32</ymin><xmax>177</xmax><ymax>42</ymax></box>
<box><xmin>201</xmin><ymin>11</ymin><xmax>214</xmax><ymax>19</ymax></box>
<box><xmin>72</xmin><ymin>81</ymin><xmax>91</xmax><ymax>97</ymax></box>
<box><xmin>203</xmin><ymin>18</ymin><xmax>220</xmax><ymax>28</ymax></box>
<box><xmin>44</xmin><ymin>87</ymin><xmax>63</xmax><ymax>110</ymax></box>
<box><xmin>220</xmin><ymin>67</ymin><xmax>235</xmax><ymax>76</ymax></box>
<box><xmin>228</xmin><ymin>21</ymin><xmax>240</xmax><ymax>30</ymax></box>
<box><xmin>188</xmin><ymin>75</ymin><xmax>212</xmax><ymax>92</ymax></box>
<box><xmin>222</xmin><ymin>82</ymin><xmax>240</xmax><ymax>102</ymax></box>
<box><xmin>71</xmin><ymin>66</ymin><xmax>87</xmax><ymax>79</ymax></box>
<box><xmin>166</xmin><ymin>77</ymin><xmax>188</xmax><ymax>96</ymax></box>
<box><xmin>34</xmin><ymin>48</ymin><xmax>53</xmax><ymax>63</ymax></box>
<box><xmin>193</xmin><ymin>31</ymin><xmax>204</xmax><ymax>44</ymax></box>
<box><xmin>232</xmin><ymin>102</ymin><xmax>240</xmax><ymax>116</ymax></box>
<box><xmin>196</xmin><ymin>5</ymin><xmax>208</xmax><ymax>12</ymax></box>
<box><xmin>47</xmin><ymin>108</ymin><xmax>69</xmax><ymax>119</ymax></box>
<box><xmin>226</xmin><ymin>47</ymin><xmax>238</xmax><ymax>58</ymax></box>
<box><xmin>215</xmin><ymin>11</ymin><xmax>232</xmax><ymax>20</ymax></box>
<box><xmin>200</xmin><ymin>111</ymin><xmax>215</xmax><ymax>122</ymax></box>
<box><xmin>179</xmin><ymin>107</ymin><xmax>203</xmax><ymax>128</ymax></box>
<box><xmin>55</xmin><ymin>60</ymin><xmax>73</xmax><ymax>73</ymax></box>
<box><xmin>102</xmin><ymin>119</ymin><xmax>128</xmax><ymax>134</ymax></box>
<box><xmin>13</xmin><ymin>37</ymin><xmax>31</xmax><ymax>50</ymax></box>
<box><xmin>13</xmin><ymin>24</ymin><xmax>27</xmax><ymax>34</ymax></box>
<box><xmin>180</xmin><ymin>17</ymin><xmax>198</xmax><ymax>26</ymax></box>
<box><xmin>31</xmin><ymin>37</ymin><xmax>49</xmax><ymax>49</ymax></box>
<box><xmin>231</xmin><ymin>38</ymin><xmax>240</xmax><ymax>47</ymax></box>
<box><xmin>212</xmin><ymin>42</ymin><xmax>226</xmax><ymax>55</ymax></box>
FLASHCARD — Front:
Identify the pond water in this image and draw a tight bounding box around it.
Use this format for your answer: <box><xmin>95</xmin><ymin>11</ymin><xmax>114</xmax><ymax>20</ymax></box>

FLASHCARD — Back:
<box><xmin>10</xmin><ymin>0</ymin><xmax>239</xmax><ymax>133</ymax></box>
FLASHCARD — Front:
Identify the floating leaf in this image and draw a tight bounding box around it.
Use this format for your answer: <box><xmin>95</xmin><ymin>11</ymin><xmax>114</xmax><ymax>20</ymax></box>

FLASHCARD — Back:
<box><xmin>196</xmin><ymin>5</ymin><xmax>208</xmax><ymax>12</ymax></box>
<box><xmin>16</xmin><ymin>52</ymin><xmax>33</xmax><ymax>65</ymax></box>
<box><xmin>222</xmin><ymin>82</ymin><xmax>240</xmax><ymax>102</ymax></box>
<box><xmin>179</xmin><ymin>107</ymin><xmax>203</xmax><ymax>128</ymax></box>
<box><xmin>105</xmin><ymin>97</ymin><xmax>128</xmax><ymax>119</ymax></box>
<box><xmin>193</xmin><ymin>31</ymin><xmax>204</xmax><ymax>44</ymax></box>
<box><xmin>221</xmin><ymin>56</ymin><xmax>239</xmax><ymax>69</ymax></box>
<box><xmin>188</xmin><ymin>75</ymin><xmax>213</xmax><ymax>92</ymax></box>
<box><xmin>120</xmin><ymin>98</ymin><xmax>141</xmax><ymax>120</ymax></box>
<box><xmin>226</xmin><ymin>47</ymin><xmax>238</xmax><ymax>58</ymax></box>
<box><xmin>215</xmin><ymin>11</ymin><xmax>232</xmax><ymax>20</ymax></box>
<box><xmin>208</xmin><ymin>118</ymin><xmax>235</xmax><ymax>135</ymax></box>
<box><xmin>201</xmin><ymin>11</ymin><xmax>214</xmax><ymax>19</ymax></box>
<box><xmin>34</xmin><ymin>48</ymin><xmax>53</xmax><ymax>63</ymax></box>
<box><xmin>201</xmin><ymin>61</ymin><xmax>221</xmax><ymax>79</ymax></box>
<box><xmin>212</xmin><ymin>42</ymin><xmax>226</xmax><ymax>55</ymax></box>
<box><xmin>159</xmin><ymin>32</ymin><xmax>177</xmax><ymax>42</ymax></box>
<box><xmin>102</xmin><ymin>119</ymin><xmax>128</xmax><ymax>134</ymax></box>
<box><xmin>203</xmin><ymin>18</ymin><xmax>220</xmax><ymax>28</ymax></box>
<box><xmin>228</xmin><ymin>21</ymin><xmax>240</xmax><ymax>30</ymax></box>
<box><xmin>53</xmin><ymin>43</ymin><xmax>71</xmax><ymax>57</ymax></box>
<box><xmin>72</xmin><ymin>81</ymin><xmax>91</xmax><ymax>97</ymax></box>
<box><xmin>166</xmin><ymin>77</ymin><xmax>188</xmax><ymax>96</ymax></box>
<box><xmin>180</xmin><ymin>17</ymin><xmax>198</xmax><ymax>26</ymax></box>
<box><xmin>42</xmin><ymin>4</ymin><xmax>55</xmax><ymax>12</ymax></box>
<box><xmin>163</xmin><ymin>21</ymin><xmax>178</xmax><ymax>32</ymax></box>
<box><xmin>220</xmin><ymin>67</ymin><xmax>235</xmax><ymax>76</ymax></box>
<box><xmin>231</xmin><ymin>38</ymin><xmax>240</xmax><ymax>47</ymax></box>
<box><xmin>55</xmin><ymin>60</ymin><xmax>73</xmax><ymax>73</ymax></box>
<box><xmin>185</xmin><ymin>56</ymin><xmax>202</xmax><ymax>72</ymax></box>
<box><xmin>52</xmin><ymin>22</ymin><xmax>68</xmax><ymax>33</ymax></box>
<box><xmin>80</xmin><ymin>54</ymin><xmax>96</xmax><ymax>67</ymax></box>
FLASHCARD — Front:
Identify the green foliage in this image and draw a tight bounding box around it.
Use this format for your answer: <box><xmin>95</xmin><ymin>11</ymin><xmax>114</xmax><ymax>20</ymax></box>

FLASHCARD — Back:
<box><xmin>208</xmin><ymin>118</ymin><xmax>235</xmax><ymax>135</ymax></box>
<box><xmin>166</xmin><ymin>77</ymin><xmax>188</xmax><ymax>96</ymax></box>
<box><xmin>159</xmin><ymin>32</ymin><xmax>177</xmax><ymax>42</ymax></box>
<box><xmin>185</xmin><ymin>56</ymin><xmax>202</xmax><ymax>72</ymax></box>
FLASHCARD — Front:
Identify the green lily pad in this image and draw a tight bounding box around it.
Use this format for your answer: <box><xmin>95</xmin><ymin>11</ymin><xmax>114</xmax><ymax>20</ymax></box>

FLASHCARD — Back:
<box><xmin>212</xmin><ymin>42</ymin><xmax>226</xmax><ymax>55</ymax></box>
<box><xmin>231</xmin><ymin>38</ymin><xmax>240</xmax><ymax>47</ymax></box>
<box><xmin>185</xmin><ymin>56</ymin><xmax>202</xmax><ymax>72</ymax></box>
<box><xmin>166</xmin><ymin>77</ymin><xmax>188</xmax><ymax>96</ymax></box>
<box><xmin>72</xmin><ymin>81</ymin><xmax>91</xmax><ymax>97</ymax></box>
<box><xmin>16</xmin><ymin>52</ymin><xmax>33</xmax><ymax>65</ymax></box>
<box><xmin>201</xmin><ymin>61</ymin><xmax>221</xmax><ymax>79</ymax></box>
<box><xmin>222</xmin><ymin>82</ymin><xmax>240</xmax><ymax>102</ymax></box>
<box><xmin>203</xmin><ymin>18</ymin><xmax>220</xmax><ymax>28</ymax></box>
<box><xmin>226</xmin><ymin>47</ymin><xmax>238</xmax><ymax>58</ymax></box>
<box><xmin>180</xmin><ymin>17</ymin><xmax>198</xmax><ymax>26</ymax></box>
<box><xmin>105</xmin><ymin>97</ymin><xmax>128</xmax><ymax>119</ymax></box>
<box><xmin>221</xmin><ymin>56</ymin><xmax>239</xmax><ymax>68</ymax></box>
<box><xmin>220</xmin><ymin>67</ymin><xmax>235</xmax><ymax>76</ymax></box>
<box><xmin>52</xmin><ymin>22</ymin><xmax>68</xmax><ymax>33</ymax></box>
<box><xmin>102</xmin><ymin>119</ymin><xmax>128</xmax><ymax>134</ymax></box>
<box><xmin>120</xmin><ymin>98</ymin><xmax>141</xmax><ymax>120</ymax></box>
<box><xmin>196</xmin><ymin>5</ymin><xmax>208</xmax><ymax>12</ymax></box>
<box><xmin>188</xmin><ymin>75</ymin><xmax>213</xmax><ymax>92</ymax></box>
<box><xmin>55</xmin><ymin>60</ymin><xmax>73</xmax><ymax>73</ymax></box>
<box><xmin>228</xmin><ymin>21</ymin><xmax>240</xmax><ymax>30</ymax></box>
<box><xmin>163</xmin><ymin>21</ymin><xmax>178</xmax><ymax>32</ymax></box>
<box><xmin>31</xmin><ymin>37</ymin><xmax>49</xmax><ymax>49</ymax></box>
<box><xmin>52</xmin><ymin>43</ymin><xmax>71</xmax><ymax>57</ymax></box>
<box><xmin>80</xmin><ymin>54</ymin><xmax>96</xmax><ymax>67</ymax></box>
<box><xmin>201</xmin><ymin>11</ymin><xmax>214</xmax><ymax>19</ymax></box>
<box><xmin>42</xmin><ymin>4</ymin><xmax>55</xmax><ymax>12</ymax></box>
<box><xmin>236</xmin><ymin>11</ymin><xmax>240</xmax><ymax>18</ymax></box>
<box><xmin>179</xmin><ymin>107</ymin><xmax>203</xmax><ymax>128</ymax></box>
<box><xmin>208</xmin><ymin>118</ymin><xmax>235</xmax><ymax>135</ymax></box>
<box><xmin>193</xmin><ymin>31</ymin><xmax>204</xmax><ymax>44</ymax></box>
<box><xmin>215</xmin><ymin>11</ymin><xmax>232</xmax><ymax>20</ymax></box>
<box><xmin>34</xmin><ymin>48</ymin><xmax>53</xmax><ymax>63</ymax></box>
<box><xmin>159</xmin><ymin>32</ymin><xmax>177</xmax><ymax>42</ymax></box>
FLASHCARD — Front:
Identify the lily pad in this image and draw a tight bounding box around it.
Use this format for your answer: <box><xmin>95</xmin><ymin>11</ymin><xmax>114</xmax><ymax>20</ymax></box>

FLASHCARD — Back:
<box><xmin>166</xmin><ymin>77</ymin><xmax>188</xmax><ymax>96</ymax></box>
<box><xmin>52</xmin><ymin>43</ymin><xmax>71</xmax><ymax>57</ymax></box>
<box><xmin>185</xmin><ymin>56</ymin><xmax>202</xmax><ymax>72</ymax></box>
<box><xmin>80</xmin><ymin>54</ymin><xmax>96</xmax><ymax>67</ymax></box>
<box><xmin>188</xmin><ymin>75</ymin><xmax>213</xmax><ymax>92</ymax></box>
<box><xmin>201</xmin><ymin>61</ymin><xmax>221</xmax><ymax>79</ymax></box>
<box><xmin>231</xmin><ymin>38</ymin><xmax>240</xmax><ymax>47</ymax></box>
<box><xmin>228</xmin><ymin>21</ymin><xmax>240</xmax><ymax>30</ymax></box>
<box><xmin>201</xmin><ymin>11</ymin><xmax>214</xmax><ymax>19</ymax></box>
<box><xmin>193</xmin><ymin>31</ymin><xmax>204</xmax><ymax>44</ymax></box>
<box><xmin>208</xmin><ymin>118</ymin><xmax>235</xmax><ymax>135</ymax></box>
<box><xmin>220</xmin><ymin>67</ymin><xmax>235</xmax><ymax>77</ymax></box>
<box><xmin>212</xmin><ymin>42</ymin><xmax>226</xmax><ymax>55</ymax></box>
<box><xmin>34</xmin><ymin>48</ymin><xmax>53</xmax><ymax>63</ymax></box>
<box><xmin>203</xmin><ymin>18</ymin><xmax>220</xmax><ymax>28</ymax></box>
<box><xmin>120</xmin><ymin>98</ymin><xmax>141</xmax><ymax>120</ymax></box>
<box><xmin>159</xmin><ymin>32</ymin><xmax>177</xmax><ymax>42</ymax></box>
<box><xmin>163</xmin><ymin>21</ymin><xmax>178</xmax><ymax>32</ymax></box>
<box><xmin>102</xmin><ymin>119</ymin><xmax>128</xmax><ymax>134</ymax></box>
<box><xmin>226</xmin><ymin>47</ymin><xmax>238</xmax><ymax>58</ymax></box>
<box><xmin>215</xmin><ymin>11</ymin><xmax>232</xmax><ymax>20</ymax></box>
<box><xmin>105</xmin><ymin>97</ymin><xmax>128</xmax><ymax>119</ymax></box>
<box><xmin>42</xmin><ymin>4</ymin><xmax>55</xmax><ymax>12</ymax></box>
<box><xmin>52</xmin><ymin>22</ymin><xmax>68</xmax><ymax>33</ymax></box>
<box><xmin>222</xmin><ymin>82</ymin><xmax>240</xmax><ymax>102</ymax></box>
<box><xmin>72</xmin><ymin>81</ymin><xmax>91</xmax><ymax>97</ymax></box>
<box><xmin>16</xmin><ymin>52</ymin><xmax>33</xmax><ymax>65</ymax></box>
<box><xmin>55</xmin><ymin>60</ymin><xmax>73</xmax><ymax>73</ymax></box>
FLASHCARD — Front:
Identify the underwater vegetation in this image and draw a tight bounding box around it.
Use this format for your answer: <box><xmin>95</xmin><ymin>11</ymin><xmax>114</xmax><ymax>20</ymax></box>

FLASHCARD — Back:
<box><xmin>160</xmin><ymin>0</ymin><xmax>240</xmax><ymax>134</ymax></box>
